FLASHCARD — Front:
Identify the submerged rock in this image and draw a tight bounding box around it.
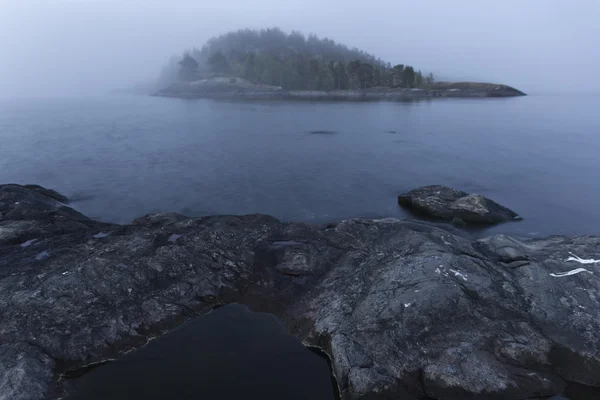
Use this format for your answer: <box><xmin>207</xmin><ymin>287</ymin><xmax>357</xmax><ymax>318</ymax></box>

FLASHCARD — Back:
<box><xmin>1</xmin><ymin>184</ymin><xmax>599</xmax><ymax>400</ymax></box>
<box><xmin>398</xmin><ymin>185</ymin><xmax>522</xmax><ymax>225</ymax></box>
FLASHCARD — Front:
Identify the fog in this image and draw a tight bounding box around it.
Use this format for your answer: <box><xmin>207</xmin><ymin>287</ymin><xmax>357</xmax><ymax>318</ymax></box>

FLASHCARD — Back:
<box><xmin>1</xmin><ymin>0</ymin><xmax>598</xmax><ymax>97</ymax></box>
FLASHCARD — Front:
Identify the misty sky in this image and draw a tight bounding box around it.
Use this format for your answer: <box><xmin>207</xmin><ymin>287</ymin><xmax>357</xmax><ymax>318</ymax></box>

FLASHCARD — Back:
<box><xmin>1</xmin><ymin>0</ymin><xmax>598</xmax><ymax>96</ymax></box>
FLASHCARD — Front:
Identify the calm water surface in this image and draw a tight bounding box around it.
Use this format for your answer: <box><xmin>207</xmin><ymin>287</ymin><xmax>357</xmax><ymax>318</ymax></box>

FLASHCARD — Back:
<box><xmin>65</xmin><ymin>304</ymin><xmax>337</xmax><ymax>400</ymax></box>
<box><xmin>1</xmin><ymin>94</ymin><xmax>599</xmax><ymax>237</ymax></box>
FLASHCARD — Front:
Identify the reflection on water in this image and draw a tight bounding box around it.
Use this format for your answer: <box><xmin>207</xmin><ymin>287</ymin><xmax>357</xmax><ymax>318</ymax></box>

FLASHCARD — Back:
<box><xmin>64</xmin><ymin>304</ymin><xmax>337</xmax><ymax>400</ymax></box>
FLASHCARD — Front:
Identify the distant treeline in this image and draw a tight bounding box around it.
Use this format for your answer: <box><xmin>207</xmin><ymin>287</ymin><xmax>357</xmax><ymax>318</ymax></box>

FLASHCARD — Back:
<box><xmin>159</xmin><ymin>28</ymin><xmax>434</xmax><ymax>90</ymax></box>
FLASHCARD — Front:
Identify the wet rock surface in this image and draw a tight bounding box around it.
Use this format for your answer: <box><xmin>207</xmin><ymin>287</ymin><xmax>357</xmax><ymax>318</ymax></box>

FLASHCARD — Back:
<box><xmin>398</xmin><ymin>185</ymin><xmax>522</xmax><ymax>225</ymax></box>
<box><xmin>1</xmin><ymin>184</ymin><xmax>599</xmax><ymax>400</ymax></box>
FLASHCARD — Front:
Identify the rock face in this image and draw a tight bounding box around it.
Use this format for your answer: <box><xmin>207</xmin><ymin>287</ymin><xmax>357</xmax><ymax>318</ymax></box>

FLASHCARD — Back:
<box><xmin>1</xmin><ymin>184</ymin><xmax>600</xmax><ymax>400</ymax></box>
<box><xmin>398</xmin><ymin>185</ymin><xmax>522</xmax><ymax>225</ymax></box>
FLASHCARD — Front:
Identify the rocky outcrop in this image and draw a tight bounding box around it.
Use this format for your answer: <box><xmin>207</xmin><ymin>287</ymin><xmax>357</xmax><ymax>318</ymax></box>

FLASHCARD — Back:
<box><xmin>430</xmin><ymin>82</ymin><xmax>526</xmax><ymax>97</ymax></box>
<box><xmin>21</xmin><ymin>184</ymin><xmax>70</xmax><ymax>203</ymax></box>
<box><xmin>1</xmin><ymin>184</ymin><xmax>599</xmax><ymax>400</ymax></box>
<box><xmin>398</xmin><ymin>185</ymin><xmax>522</xmax><ymax>225</ymax></box>
<box><xmin>0</xmin><ymin>184</ymin><xmax>110</xmax><ymax>247</ymax></box>
<box><xmin>156</xmin><ymin>78</ymin><xmax>525</xmax><ymax>100</ymax></box>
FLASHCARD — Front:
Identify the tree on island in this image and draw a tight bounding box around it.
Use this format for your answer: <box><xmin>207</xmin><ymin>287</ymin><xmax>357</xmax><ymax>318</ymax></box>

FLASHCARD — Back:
<box><xmin>178</xmin><ymin>53</ymin><xmax>199</xmax><ymax>82</ymax></box>
<box><xmin>391</xmin><ymin>65</ymin><xmax>404</xmax><ymax>87</ymax></box>
<box><xmin>174</xmin><ymin>28</ymin><xmax>433</xmax><ymax>90</ymax></box>
<box><xmin>403</xmin><ymin>66</ymin><xmax>416</xmax><ymax>88</ymax></box>
<box><xmin>207</xmin><ymin>50</ymin><xmax>230</xmax><ymax>74</ymax></box>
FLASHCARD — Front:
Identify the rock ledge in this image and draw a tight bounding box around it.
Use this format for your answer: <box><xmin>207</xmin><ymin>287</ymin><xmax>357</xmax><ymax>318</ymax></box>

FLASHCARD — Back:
<box><xmin>1</xmin><ymin>184</ymin><xmax>599</xmax><ymax>400</ymax></box>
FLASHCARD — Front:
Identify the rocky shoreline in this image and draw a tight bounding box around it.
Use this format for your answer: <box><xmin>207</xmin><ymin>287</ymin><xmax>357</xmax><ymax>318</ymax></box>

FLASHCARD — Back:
<box><xmin>155</xmin><ymin>77</ymin><xmax>526</xmax><ymax>100</ymax></box>
<box><xmin>1</xmin><ymin>184</ymin><xmax>599</xmax><ymax>400</ymax></box>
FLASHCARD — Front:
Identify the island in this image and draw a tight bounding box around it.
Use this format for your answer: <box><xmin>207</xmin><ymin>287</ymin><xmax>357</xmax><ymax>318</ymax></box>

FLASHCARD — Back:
<box><xmin>154</xmin><ymin>28</ymin><xmax>526</xmax><ymax>100</ymax></box>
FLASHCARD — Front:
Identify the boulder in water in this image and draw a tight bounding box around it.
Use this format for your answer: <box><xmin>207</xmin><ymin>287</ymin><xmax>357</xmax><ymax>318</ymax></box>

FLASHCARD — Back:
<box><xmin>398</xmin><ymin>185</ymin><xmax>522</xmax><ymax>225</ymax></box>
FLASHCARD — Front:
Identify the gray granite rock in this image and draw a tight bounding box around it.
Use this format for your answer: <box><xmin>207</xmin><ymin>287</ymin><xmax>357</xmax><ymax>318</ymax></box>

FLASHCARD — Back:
<box><xmin>398</xmin><ymin>185</ymin><xmax>522</xmax><ymax>225</ymax></box>
<box><xmin>0</xmin><ymin>342</ymin><xmax>55</xmax><ymax>400</ymax></box>
<box><xmin>1</xmin><ymin>184</ymin><xmax>599</xmax><ymax>400</ymax></box>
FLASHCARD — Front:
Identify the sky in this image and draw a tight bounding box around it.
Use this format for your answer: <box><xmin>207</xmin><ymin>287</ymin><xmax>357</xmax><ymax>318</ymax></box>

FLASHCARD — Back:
<box><xmin>0</xmin><ymin>0</ymin><xmax>598</xmax><ymax>96</ymax></box>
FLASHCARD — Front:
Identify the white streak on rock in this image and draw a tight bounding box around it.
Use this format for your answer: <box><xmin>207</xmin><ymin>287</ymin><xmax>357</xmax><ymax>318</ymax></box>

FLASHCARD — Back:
<box><xmin>168</xmin><ymin>234</ymin><xmax>183</xmax><ymax>243</ymax></box>
<box><xmin>404</xmin><ymin>303</ymin><xmax>411</xmax><ymax>308</ymax></box>
<box><xmin>20</xmin><ymin>239</ymin><xmax>37</xmax><ymax>248</ymax></box>
<box><xmin>93</xmin><ymin>232</ymin><xmax>111</xmax><ymax>239</ymax></box>
<box><xmin>566</xmin><ymin>253</ymin><xmax>600</xmax><ymax>265</ymax></box>
<box><xmin>550</xmin><ymin>268</ymin><xmax>592</xmax><ymax>278</ymax></box>
<box><xmin>449</xmin><ymin>269</ymin><xmax>468</xmax><ymax>281</ymax></box>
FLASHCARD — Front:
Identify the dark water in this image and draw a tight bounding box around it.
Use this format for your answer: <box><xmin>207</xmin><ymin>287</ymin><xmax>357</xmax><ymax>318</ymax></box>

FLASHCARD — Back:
<box><xmin>65</xmin><ymin>304</ymin><xmax>337</xmax><ymax>400</ymax></box>
<box><xmin>1</xmin><ymin>94</ymin><xmax>599</xmax><ymax>237</ymax></box>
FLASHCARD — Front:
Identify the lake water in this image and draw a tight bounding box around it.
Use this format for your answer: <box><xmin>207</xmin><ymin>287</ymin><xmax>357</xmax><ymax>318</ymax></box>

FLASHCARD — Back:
<box><xmin>1</xmin><ymin>94</ymin><xmax>599</xmax><ymax>237</ymax></box>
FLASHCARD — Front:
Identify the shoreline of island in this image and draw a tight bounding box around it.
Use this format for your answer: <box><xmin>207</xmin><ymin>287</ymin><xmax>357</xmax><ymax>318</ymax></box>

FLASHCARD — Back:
<box><xmin>154</xmin><ymin>77</ymin><xmax>526</xmax><ymax>101</ymax></box>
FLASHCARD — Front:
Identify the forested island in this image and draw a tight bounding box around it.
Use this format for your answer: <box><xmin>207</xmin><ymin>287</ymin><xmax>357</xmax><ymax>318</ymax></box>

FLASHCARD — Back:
<box><xmin>156</xmin><ymin>28</ymin><xmax>525</xmax><ymax>99</ymax></box>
